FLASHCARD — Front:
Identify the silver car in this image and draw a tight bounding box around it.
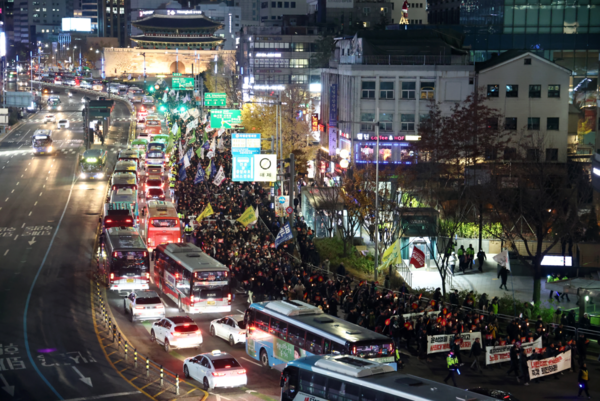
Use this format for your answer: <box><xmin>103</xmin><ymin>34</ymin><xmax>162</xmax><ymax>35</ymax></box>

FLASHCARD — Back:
<box><xmin>123</xmin><ymin>290</ymin><xmax>165</xmax><ymax>322</ymax></box>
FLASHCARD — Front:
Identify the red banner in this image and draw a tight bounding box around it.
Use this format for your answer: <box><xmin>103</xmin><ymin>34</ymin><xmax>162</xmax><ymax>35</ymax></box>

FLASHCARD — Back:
<box><xmin>410</xmin><ymin>247</ymin><xmax>425</xmax><ymax>268</ymax></box>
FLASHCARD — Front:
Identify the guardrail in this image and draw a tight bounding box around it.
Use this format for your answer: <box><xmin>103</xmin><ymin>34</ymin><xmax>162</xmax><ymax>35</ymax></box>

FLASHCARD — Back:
<box><xmin>92</xmin><ymin>246</ymin><xmax>208</xmax><ymax>400</ymax></box>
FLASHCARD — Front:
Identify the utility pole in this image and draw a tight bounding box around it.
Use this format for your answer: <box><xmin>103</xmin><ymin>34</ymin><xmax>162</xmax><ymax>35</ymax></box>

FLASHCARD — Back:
<box><xmin>374</xmin><ymin>106</ymin><xmax>380</xmax><ymax>283</ymax></box>
<box><xmin>288</xmin><ymin>152</ymin><xmax>296</xmax><ymax>236</ymax></box>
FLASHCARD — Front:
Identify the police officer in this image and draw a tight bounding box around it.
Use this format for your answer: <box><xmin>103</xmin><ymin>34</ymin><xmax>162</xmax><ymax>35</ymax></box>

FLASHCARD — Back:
<box><xmin>184</xmin><ymin>223</ymin><xmax>193</xmax><ymax>243</ymax></box>
<box><xmin>444</xmin><ymin>351</ymin><xmax>459</xmax><ymax>387</ymax></box>
<box><xmin>394</xmin><ymin>347</ymin><xmax>404</xmax><ymax>370</ymax></box>
<box><xmin>466</xmin><ymin>244</ymin><xmax>475</xmax><ymax>270</ymax></box>
<box><xmin>456</xmin><ymin>246</ymin><xmax>465</xmax><ymax>273</ymax></box>
<box><xmin>578</xmin><ymin>362</ymin><xmax>590</xmax><ymax>398</ymax></box>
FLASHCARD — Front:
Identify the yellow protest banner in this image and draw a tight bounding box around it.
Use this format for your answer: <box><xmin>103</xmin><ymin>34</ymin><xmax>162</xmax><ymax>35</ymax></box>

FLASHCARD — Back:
<box><xmin>196</xmin><ymin>203</ymin><xmax>214</xmax><ymax>223</ymax></box>
<box><xmin>236</xmin><ymin>206</ymin><xmax>256</xmax><ymax>227</ymax></box>
<box><xmin>379</xmin><ymin>239</ymin><xmax>401</xmax><ymax>269</ymax></box>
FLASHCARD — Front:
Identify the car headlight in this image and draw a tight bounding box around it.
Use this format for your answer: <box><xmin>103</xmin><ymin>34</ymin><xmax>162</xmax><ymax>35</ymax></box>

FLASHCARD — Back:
<box><xmin>96</xmin><ymin>173</ymin><xmax>104</xmax><ymax>178</ymax></box>
<box><xmin>80</xmin><ymin>172</ymin><xmax>86</xmax><ymax>178</ymax></box>
<box><xmin>47</xmin><ymin>146</ymin><xmax>53</xmax><ymax>152</ymax></box>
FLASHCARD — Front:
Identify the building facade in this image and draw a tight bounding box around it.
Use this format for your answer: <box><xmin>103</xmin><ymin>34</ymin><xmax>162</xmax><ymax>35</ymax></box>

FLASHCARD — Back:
<box><xmin>97</xmin><ymin>0</ymin><xmax>129</xmax><ymax>48</ymax></box>
<box><xmin>196</xmin><ymin>2</ymin><xmax>242</xmax><ymax>50</ymax></box>
<box><xmin>392</xmin><ymin>0</ymin><xmax>427</xmax><ymax>25</ymax></box>
<box><xmin>476</xmin><ymin>51</ymin><xmax>571</xmax><ymax>163</ymax></box>
<box><xmin>259</xmin><ymin>0</ymin><xmax>307</xmax><ymax>25</ymax></box>
<box><xmin>237</xmin><ymin>26</ymin><xmax>321</xmax><ymax>96</ymax></box>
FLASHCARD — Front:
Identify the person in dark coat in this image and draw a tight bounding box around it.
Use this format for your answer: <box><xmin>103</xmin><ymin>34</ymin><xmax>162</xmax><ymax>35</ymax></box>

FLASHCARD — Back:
<box><xmin>498</xmin><ymin>265</ymin><xmax>509</xmax><ymax>290</ymax></box>
<box><xmin>506</xmin><ymin>342</ymin><xmax>522</xmax><ymax>383</ymax></box>
<box><xmin>469</xmin><ymin>338</ymin><xmax>483</xmax><ymax>373</ymax></box>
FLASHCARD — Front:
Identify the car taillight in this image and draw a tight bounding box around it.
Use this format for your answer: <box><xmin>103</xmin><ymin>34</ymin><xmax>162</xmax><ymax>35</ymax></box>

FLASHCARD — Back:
<box><xmin>110</xmin><ymin>273</ymin><xmax>114</xmax><ymax>280</ymax></box>
<box><xmin>125</xmin><ymin>219</ymin><xmax>131</xmax><ymax>223</ymax></box>
<box><xmin>113</xmin><ymin>252</ymin><xmax>117</xmax><ymax>257</ymax></box>
<box><xmin>135</xmin><ymin>306</ymin><xmax>144</xmax><ymax>310</ymax></box>
<box><xmin>191</xmin><ymin>295</ymin><xmax>195</xmax><ymax>304</ymax></box>
<box><xmin>106</xmin><ymin>219</ymin><xmax>112</xmax><ymax>223</ymax></box>
<box><xmin>173</xmin><ymin>332</ymin><xmax>181</xmax><ymax>337</ymax></box>
<box><xmin>212</xmin><ymin>372</ymin><xmax>226</xmax><ymax>377</ymax></box>
<box><xmin>236</xmin><ymin>370</ymin><xmax>246</xmax><ymax>375</ymax></box>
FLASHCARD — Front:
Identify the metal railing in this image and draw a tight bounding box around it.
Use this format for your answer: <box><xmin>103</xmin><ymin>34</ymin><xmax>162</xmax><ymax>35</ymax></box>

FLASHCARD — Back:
<box><xmin>361</xmin><ymin>55</ymin><xmax>456</xmax><ymax>66</ymax></box>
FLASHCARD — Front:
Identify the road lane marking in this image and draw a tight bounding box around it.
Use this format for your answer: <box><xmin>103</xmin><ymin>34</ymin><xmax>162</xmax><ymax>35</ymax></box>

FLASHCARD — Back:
<box><xmin>16</xmin><ymin>182</ymin><xmax>19</xmax><ymax>185</ymax></box>
<box><xmin>34</xmin><ymin>201</ymin><xmax>38</xmax><ymax>206</ymax></box>
<box><xmin>21</xmin><ymin>175</ymin><xmax>23</xmax><ymax>178</ymax></box>
<box><xmin>241</xmin><ymin>357</ymin><xmax>263</xmax><ymax>367</ymax></box>
<box><xmin>3</xmin><ymin>250</ymin><xmax>8</xmax><ymax>256</ymax></box>
<box><xmin>22</xmin><ymin>223</ymin><xmax>26</xmax><ymax>228</ymax></box>
<box><xmin>43</xmin><ymin>184</ymin><xmax>46</xmax><ymax>188</ymax></box>
<box><xmin>4</xmin><ymin>198</ymin><xmax>8</xmax><ymax>202</ymax></box>
<box><xmin>11</xmin><ymin>190</ymin><xmax>14</xmax><ymax>193</ymax></box>
<box><xmin>23</xmin><ymin>160</ymin><xmax>81</xmax><ymax>401</ymax></box>
<box><xmin>60</xmin><ymin>391</ymin><xmax>142</xmax><ymax>401</ymax></box>
<box><xmin>29</xmin><ymin>211</ymin><xmax>32</xmax><ymax>216</ymax></box>
<box><xmin>14</xmin><ymin>235</ymin><xmax>18</xmax><ymax>241</ymax></box>
<box><xmin>39</xmin><ymin>192</ymin><xmax>43</xmax><ymax>196</ymax></box>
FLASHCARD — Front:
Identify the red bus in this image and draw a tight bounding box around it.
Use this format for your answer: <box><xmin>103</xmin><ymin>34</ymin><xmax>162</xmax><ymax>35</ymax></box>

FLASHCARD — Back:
<box><xmin>143</xmin><ymin>200</ymin><xmax>181</xmax><ymax>250</ymax></box>
<box><xmin>154</xmin><ymin>243</ymin><xmax>231</xmax><ymax>314</ymax></box>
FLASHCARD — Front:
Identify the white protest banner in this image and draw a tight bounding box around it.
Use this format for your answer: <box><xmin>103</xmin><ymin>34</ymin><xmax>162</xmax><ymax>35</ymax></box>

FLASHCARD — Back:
<box><xmin>213</xmin><ymin>166</ymin><xmax>226</xmax><ymax>186</ymax></box>
<box><xmin>527</xmin><ymin>350</ymin><xmax>571</xmax><ymax>379</ymax></box>
<box><xmin>401</xmin><ymin>311</ymin><xmax>440</xmax><ymax>322</ymax></box>
<box><xmin>485</xmin><ymin>337</ymin><xmax>542</xmax><ymax>365</ymax></box>
<box><xmin>189</xmin><ymin>108</ymin><xmax>200</xmax><ymax>118</ymax></box>
<box><xmin>427</xmin><ymin>332</ymin><xmax>482</xmax><ymax>354</ymax></box>
<box><xmin>180</xmin><ymin>110</ymin><xmax>190</xmax><ymax>120</ymax></box>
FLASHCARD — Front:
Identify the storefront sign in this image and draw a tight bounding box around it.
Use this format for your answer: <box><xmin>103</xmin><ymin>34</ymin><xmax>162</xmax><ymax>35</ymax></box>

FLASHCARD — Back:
<box><xmin>356</xmin><ymin>133</ymin><xmax>406</xmax><ymax>141</ymax></box>
<box><xmin>311</xmin><ymin>114</ymin><xmax>319</xmax><ymax>132</ymax></box>
<box><xmin>256</xmin><ymin>53</ymin><xmax>281</xmax><ymax>57</ymax></box>
<box><xmin>329</xmin><ymin>84</ymin><xmax>338</xmax><ymax>127</ymax></box>
<box><xmin>427</xmin><ymin>333</ymin><xmax>482</xmax><ymax>354</ymax></box>
<box><xmin>401</xmin><ymin>215</ymin><xmax>437</xmax><ymax>237</ymax></box>
<box><xmin>527</xmin><ymin>350</ymin><xmax>571</xmax><ymax>379</ymax></box>
<box><xmin>328</xmin><ymin>126</ymin><xmax>338</xmax><ymax>157</ymax></box>
<box><xmin>485</xmin><ymin>337</ymin><xmax>542</xmax><ymax>365</ymax></box>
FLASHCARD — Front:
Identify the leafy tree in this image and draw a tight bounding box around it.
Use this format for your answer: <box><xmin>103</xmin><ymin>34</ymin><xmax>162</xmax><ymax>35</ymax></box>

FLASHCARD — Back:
<box><xmin>202</xmin><ymin>54</ymin><xmax>240</xmax><ymax>108</ymax></box>
<box><xmin>480</xmin><ymin>131</ymin><xmax>590</xmax><ymax>303</ymax></box>
<box><xmin>241</xmin><ymin>85</ymin><xmax>317</xmax><ymax>174</ymax></box>
<box><xmin>309</xmin><ymin>36</ymin><xmax>335</xmax><ymax>68</ymax></box>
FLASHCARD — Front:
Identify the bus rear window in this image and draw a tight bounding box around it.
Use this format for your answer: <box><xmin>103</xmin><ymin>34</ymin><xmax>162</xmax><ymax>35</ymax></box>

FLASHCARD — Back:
<box><xmin>119</xmin><ymin>157</ymin><xmax>138</xmax><ymax>163</ymax></box>
<box><xmin>195</xmin><ymin>271</ymin><xmax>228</xmax><ymax>282</ymax></box>
<box><xmin>353</xmin><ymin>343</ymin><xmax>393</xmax><ymax>357</ymax></box>
<box><xmin>148</xmin><ymin>152</ymin><xmax>164</xmax><ymax>158</ymax></box>
<box><xmin>150</xmin><ymin>219</ymin><xmax>177</xmax><ymax>228</ymax></box>
<box><xmin>174</xmin><ymin>324</ymin><xmax>199</xmax><ymax>333</ymax></box>
<box><xmin>147</xmin><ymin>179</ymin><xmax>162</xmax><ymax>187</ymax></box>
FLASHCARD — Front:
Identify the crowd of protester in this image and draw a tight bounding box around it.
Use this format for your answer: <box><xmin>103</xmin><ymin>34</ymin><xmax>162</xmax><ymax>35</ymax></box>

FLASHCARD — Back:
<box><xmin>167</xmin><ymin>113</ymin><xmax>593</xmax><ymax>386</ymax></box>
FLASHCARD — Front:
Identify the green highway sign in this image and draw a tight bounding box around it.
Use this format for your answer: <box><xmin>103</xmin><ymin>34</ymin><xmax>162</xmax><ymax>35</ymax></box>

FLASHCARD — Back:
<box><xmin>210</xmin><ymin>109</ymin><xmax>242</xmax><ymax>129</ymax></box>
<box><xmin>172</xmin><ymin>77</ymin><xmax>194</xmax><ymax>90</ymax></box>
<box><xmin>204</xmin><ymin>93</ymin><xmax>227</xmax><ymax>107</ymax></box>
<box><xmin>172</xmin><ymin>73</ymin><xmax>182</xmax><ymax>76</ymax></box>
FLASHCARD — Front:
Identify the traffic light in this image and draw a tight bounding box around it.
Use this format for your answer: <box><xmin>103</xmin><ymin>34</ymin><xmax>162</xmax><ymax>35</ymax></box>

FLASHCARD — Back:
<box><xmin>159</xmin><ymin>106</ymin><xmax>166</xmax><ymax>112</ymax></box>
<box><xmin>179</xmin><ymin>106</ymin><xmax>186</xmax><ymax>112</ymax></box>
<box><xmin>148</xmin><ymin>86</ymin><xmax>155</xmax><ymax>92</ymax></box>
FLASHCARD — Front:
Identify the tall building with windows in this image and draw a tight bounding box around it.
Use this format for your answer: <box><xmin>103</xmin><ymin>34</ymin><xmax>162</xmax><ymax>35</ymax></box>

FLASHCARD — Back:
<box><xmin>97</xmin><ymin>0</ymin><xmax>129</xmax><ymax>47</ymax></box>
<box><xmin>320</xmin><ymin>30</ymin><xmax>473</xmax><ymax>166</ymax></box>
<box><xmin>81</xmin><ymin>0</ymin><xmax>98</xmax><ymax>30</ymax></box>
<box><xmin>259</xmin><ymin>0</ymin><xmax>307</xmax><ymax>25</ymax></box>
<box><xmin>14</xmin><ymin>0</ymin><xmax>71</xmax><ymax>45</ymax></box>
<box><xmin>196</xmin><ymin>2</ymin><xmax>242</xmax><ymax>50</ymax></box>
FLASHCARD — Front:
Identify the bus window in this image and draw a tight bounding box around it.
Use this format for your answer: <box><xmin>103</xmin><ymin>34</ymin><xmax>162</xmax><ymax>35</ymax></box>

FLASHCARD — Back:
<box><xmin>306</xmin><ymin>332</ymin><xmax>324</xmax><ymax>354</ymax></box>
<box><xmin>254</xmin><ymin>311</ymin><xmax>270</xmax><ymax>332</ymax></box>
<box><xmin>269</xmin><ymin>318</ymin><xmax>288</xmax><ymax>340</ymax></box>
<box><xmin>288</xmin><ymin>325</ymin><xmax>305</xmax><ymax>348</ymax></box>
<box><xmin>300</xmin><ymin>371</ymin><xmax>327</xmax><ymax>399</ymax></box>
<box><xmin>327</xmin><ymin>379</ymin><xmax>344</xmax><ymax>401</ymax></box>
<box><xmin>330</xmin><ymin>341</ymin><xmax>347</xmax><ymax>355</ymax></box>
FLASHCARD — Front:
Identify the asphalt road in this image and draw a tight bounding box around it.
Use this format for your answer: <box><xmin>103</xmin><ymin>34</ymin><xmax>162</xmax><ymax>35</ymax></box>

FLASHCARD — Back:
<box><xmin>0</xmin><ymin>87</ymin><xmax>147</xmax><ymax>401</ymax></box>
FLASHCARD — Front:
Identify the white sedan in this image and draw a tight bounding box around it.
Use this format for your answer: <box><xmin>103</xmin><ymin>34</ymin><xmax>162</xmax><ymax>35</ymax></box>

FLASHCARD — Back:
<box><xmin>209</xmin><ymin>315</ymin><xmax>246</xmax><ymax>346</ymax></box>
<box><xmin>57</xmin><ymin>119</ymin><xmax>70</xmax><ymax>129</ymax></box>
<box><xmin>183</xmin><ymin>350</ymin><xmax>247</xmax><ymax>391</ymax></box>
<box><xmin>43</xmin><ymin>114</ymin><xmax>55</xmax><ymax>123</ymax></box>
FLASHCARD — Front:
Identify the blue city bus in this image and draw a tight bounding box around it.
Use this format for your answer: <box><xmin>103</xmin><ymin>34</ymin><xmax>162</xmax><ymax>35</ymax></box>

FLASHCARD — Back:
<box><xmin>32</xmin><ymin>130</ymin><xmax>54</xmax><ymax>155</ymax></box>
<box><xmin>280</xmin><ymin>355</ymin><xmax>497</xmax><ymax>401</ymax></box>
<box><xmin>244</xmin><ymin>300</ymin><xmax>396</xmax><ymax>370</ymax></box>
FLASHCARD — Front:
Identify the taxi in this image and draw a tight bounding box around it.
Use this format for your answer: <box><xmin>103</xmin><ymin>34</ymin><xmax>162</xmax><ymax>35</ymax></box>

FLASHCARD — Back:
<box><xmin>43</xmin><ymin>114</ymin><xmax>55</xmax><ymax>123</ymax></box>
<box><xmin>183</xmin><ymin>350</ymin><xmax>247</xmax><ymax>391</ymax></box>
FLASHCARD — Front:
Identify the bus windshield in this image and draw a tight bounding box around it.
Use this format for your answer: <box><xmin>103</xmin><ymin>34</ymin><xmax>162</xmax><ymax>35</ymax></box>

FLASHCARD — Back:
<box><xmin>33</xmin><ymin>138</ymin><xmax>52</xmax><ymax>147</ymax></box>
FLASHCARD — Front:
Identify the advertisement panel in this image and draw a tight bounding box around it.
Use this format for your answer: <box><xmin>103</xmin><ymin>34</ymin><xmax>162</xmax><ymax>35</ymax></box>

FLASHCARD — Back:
<box><xmin>210</xmin><ymin>109</ymin><xmax>242</xmax><ymax>129</ymax></box>
<box><xmin>62</xmin><ymin>18</ymin><xmax>92</xmax><ymax>32</ymax></box>
<box><xmin>231</xmin><ymin>133</ymin><xmax>261</xmax><ymax>154</ymax></box>
<box><xmin>172</xmin><ymin>77</ymin><xmax>194</xmax><ymax>90</ymax></box>
<box><xmin>329</xmin><ymin>84</ymin><xmax>338</xmax><ymax>127</ymax></box>
<box><xmin>527</xmin><ymin>350</ymin><xmax>571</xmax><ymax>379</ymax></box>
<box><xmin>274</xmin><ymin>337</ymin><xmax>306</xmax><ymax>362</ymax></box>
<box><xmin>485</xmin><ymin>337</ymin><xmax>542</xmax><ymax>365</ymax></box>
<box><xmin>328</xmin><ymin>127</ymin><xmax>338</xmax><ymax>157</ymax></box>
<box><xmin>427</xmin><ymin>332</ymin><xmax>482</xmax><ymax>354</ymax></box>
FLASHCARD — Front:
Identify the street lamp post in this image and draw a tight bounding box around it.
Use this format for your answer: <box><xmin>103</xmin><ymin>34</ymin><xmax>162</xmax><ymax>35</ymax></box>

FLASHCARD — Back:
<box><xmin>139</xmin><ymin>52</ymin><xmax>146</xmax><ymax>85</ymax></box>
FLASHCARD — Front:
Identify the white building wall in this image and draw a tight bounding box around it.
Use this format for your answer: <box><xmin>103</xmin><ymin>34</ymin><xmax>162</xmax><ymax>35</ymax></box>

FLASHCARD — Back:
<box><xmin>477</xmin><ymin>53</ymin><xmax>571</xmax><ymax>163</ymax></box>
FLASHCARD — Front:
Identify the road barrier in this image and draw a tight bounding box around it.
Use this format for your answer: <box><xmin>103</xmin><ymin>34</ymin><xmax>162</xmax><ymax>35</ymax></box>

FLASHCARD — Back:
<box><xmin>91</xmin><ymin>246</ymin><xmax>208</xmax><ymax>400</ymax></box>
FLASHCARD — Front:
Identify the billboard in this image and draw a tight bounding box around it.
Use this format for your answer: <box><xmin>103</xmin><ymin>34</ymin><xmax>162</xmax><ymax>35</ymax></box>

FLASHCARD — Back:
<box><xmin>172</xmin><ymin>77</ymin><xmax>194</xmax><ymax>90</ymax></box>
<box><xmin>62</xmin><ymin>18</ymin><xmax>92</xmax><ymax>32</ymax></box>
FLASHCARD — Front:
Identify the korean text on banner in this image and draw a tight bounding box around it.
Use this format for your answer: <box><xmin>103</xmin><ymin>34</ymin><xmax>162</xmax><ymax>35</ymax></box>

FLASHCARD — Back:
<box><xmin>527</xmin><ymin>350</ymin><xmax>571</xmax><ymax>379</ymax></box>
<box><xmin>410</xmin><ymin>247</ymin><xmax>426</xmax><ymax>268</ymax></box>
<box><xmin>427</xmin><ymin>332</ymin><xmax>482</xmax><ymax>354</ymax></box>
<box><xmin>196</xmin><ymin>203</ymin><xmax>214</xmax><ymax>222</ymax></box>
<box><xmin>237</xmin><ymin>206</ymin><xmax>257</xmax><ymax>227</ymax></box>
<box><xmin>329</xmin><ymin>84</ymin><xmax>338</xmax><ymax>126</ymax></box>
<box><xmin>275</xmin><ymin>223</ymin><xmax>294</xmax><ymax>248</ymax></box>
<box><xmin>485</xmin><ymin>337</ymin><xmax>542</xmax><ymax>365</ymax></box>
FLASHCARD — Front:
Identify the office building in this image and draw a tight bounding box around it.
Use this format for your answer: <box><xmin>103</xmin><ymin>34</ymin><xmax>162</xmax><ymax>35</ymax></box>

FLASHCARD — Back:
<box><xmin>97</xmin><ymin>0</ymin><xmax>129</xmax><ymax>48</ymax></box>
<box><xmin>196</xmin><ymin>2</ymin><xmax>242</xmax><ymax>50</ymax></box>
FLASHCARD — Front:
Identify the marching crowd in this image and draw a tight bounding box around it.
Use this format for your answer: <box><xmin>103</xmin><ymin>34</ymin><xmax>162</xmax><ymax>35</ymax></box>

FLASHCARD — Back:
<box><xmin>166</xmin><ymin>112</ymin><xmax>594</xmax><ymax>397</ymax></box>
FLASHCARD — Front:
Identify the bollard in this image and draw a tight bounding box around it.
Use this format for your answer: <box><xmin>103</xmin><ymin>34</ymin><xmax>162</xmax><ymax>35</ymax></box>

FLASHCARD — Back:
<box><xmin>146</xmin><ymin>358</ymin><xmax>149</xmax><ymax>377</ymax></box>
<box><xmin>134</xmin><ymin>349</ymin><xmax>138</xmax><ymax>368</ymax></box>
<box><xmin>118</xmin><ymin>332</ymin><xmax>122</xmax><ymax>349</ymax></box>
<box><xmin>160</xmin><ymin>365</ymin><xmax>164</xmax><ymax>386</ymax></box>
<box><xmin>176</xmin><ymin>374</ymin><xmax>180</xmax><ymax>395</ymax></box>
<box><xmin>112</xmin><ymin>324</ymin><xmax>116</xmax><ymax>342</ymax></box>
<box><xmin>125</xmin><ymin>342</ymin><xmax>128</xmax><ymax>360</ymax></box>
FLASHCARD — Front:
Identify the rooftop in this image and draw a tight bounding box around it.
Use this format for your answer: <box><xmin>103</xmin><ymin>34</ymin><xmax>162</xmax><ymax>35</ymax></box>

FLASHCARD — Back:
<box><xmin>132</xmin><ymin>14</ymin><xmax>223</xmax><ymax>30</ymax></box>
<box><xmin>131</xmin><ymin>35</ymin><xmax>224</xmax><ymax>44</ymax></box>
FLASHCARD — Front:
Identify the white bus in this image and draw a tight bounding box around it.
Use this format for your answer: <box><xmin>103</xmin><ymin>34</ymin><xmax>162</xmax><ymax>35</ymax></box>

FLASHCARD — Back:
<box><xmin>245</xmin><ymin>301</ymin><xmax>396</xmax><ymax>369</ymax></box>
<box><xmin>153</xmin><ymin>243</ymin><xmax>231</xmax><ymax>314</ymax></box>
<box><xmin>280</xmin><ymin>355</ymin><xmax>497</xmax><ymax>401</ymax></box>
